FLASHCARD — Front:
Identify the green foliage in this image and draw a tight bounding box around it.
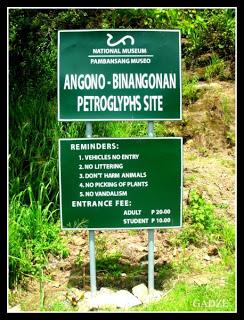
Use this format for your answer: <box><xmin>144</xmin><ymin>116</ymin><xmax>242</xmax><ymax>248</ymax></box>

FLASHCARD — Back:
<box><xmin>95</xmin><ymin>121</ymin><xmax>148</xmax><ymax>138</ymax></box>
<box><xmin>175</xmin><ymin>224</ymin><xmax>205</xmax><ymax>247</ymax></box>
<box><xmin>9</xmin><ymin>93</ymin><xmax>85</xmax><ymax>207</ymax></box>
<box><xmin>9</xmin><ymin>187</ymin><xmax>69</xmax><ymax>287</ymax></box>
<box><xmin>218</xmin><ymin>97</ymin><xmax>235</xmax><ymax>146</ymax></box>
<box><xmin>9</xmin><ymin>8</ymin><xmax>235</xmax><ymax>97</ymax></box>
<box><xmin>181</xmin><ymin>9</ymin><xmax>235</xmax><ymax>68</ymax></box>
<box><xmin>185</xmin><ymin>174</ymin><xmax>196</xmax><ymax>183</ymax></box>
<box><xmin>157</xmin><ymin>264</ymin><xmax>175</xmax><ymax>281</ymax></box>
<box><xmin>187</xmin><ymin>189</ymin><xmax>216</xmax><ymax>232</ymax></box>
<box><xmin>221</xmin><ymin>223</ymin><xmax>235</xmax><ymax>252</ymax></box>
<box><xmin>132</xmin><ymin>271</ymin><xmax>235</xmax><ymax>311</ymax></box>
<box><xmin>218</xmin><ymin>247</ymin><xmax>235</xmax><ymax>270</ymax></box>
<box><xmin>182</xmin><ymin>74</ymin><xmax>200</xmax><ymax>105</ymax></box>
<box><xmin>226</xmin><ymin>130</ymin><xmax>235</xmax><ymax>146</ymax></box>
<box><xmin>175</xmin><ymin>189</ymin><xmax>235</xmax><ymax>254</ymax></box>
<box><xmin>221</xmin><ymin>97</ymin><xmax>231</xmax><ymax>127</ymax></box>
<box><xmin>44</xmin><ymin>300</ymin><xmax>74</xmax><ymax>312</ymax></box>
<box><xmin>127</xmin><ymin>229</ymin><xmax>138</xmax><ymax>236</ymax></box>
<box><xmin>96</xmin><ymin>236</ymin><xmax>122</xmax><ymax>275</ymax></box>
<box><xmin>205</xmin><ymin>54</ymin><xmax>227</xmax><ymax>81</ymax></box>
<box><xmin>97</xmin><ymin>251</ymin><xmax>122</xmax><ymax>276</ymax></box>
<box><xmin>154</xmin><ymin>122</ymin><xmax>177</xmax><ymax>137</ymax></box>
<box><xmin>9</xmin><ymin>9</ymin><xmax>91</xmax><ymax>96</ymax></box>
<box><xmin>176</xmin><ymin>189</ymin><xmax>218</xmax><ymax>246</ymax></box>
<box><xmin>74</xmin><ymin>252</ymin><xmax>84</xmax><ymax>267</ymax></box>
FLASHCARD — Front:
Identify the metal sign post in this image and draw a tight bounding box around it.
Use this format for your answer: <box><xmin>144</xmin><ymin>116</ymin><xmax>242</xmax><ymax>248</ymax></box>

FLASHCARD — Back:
<box><xmin>147</xmin><ymin>121</ymin><xmax>154</xmax><ymax>293</ymax></box>
<box><xmin>86</xmin><ymin>121</ymin><xmax>97</xmax><ymax>296</ymax></box>
<box><xmin>89</xmin><ymin>230</ymin><xmax>96</xmax><ymax>296</ymax></box>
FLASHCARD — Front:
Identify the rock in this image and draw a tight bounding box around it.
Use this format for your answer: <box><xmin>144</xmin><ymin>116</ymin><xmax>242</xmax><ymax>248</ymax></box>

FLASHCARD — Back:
<box><xmin>99</xmin><ymin>287</ymin><xmax>115</xmax><ymax>294</ymax></box>
<box><xmin>88</xmin><ymin>291</ymin><xmax>118</xmax><ymax>310</ymax></box>
<box><xmin>132</xmin><ymin>284</ymin><xmax>163</xmax><ymax>304</ymax></box>
<box><xmin>114</xmin><ymin>290</ymin><xmax>142</xmax><ymax>309</ymax></box>
<box><xmin>86</xmin><ymin>288</ymin><xmax>141</xmax><ymax>310</ymax></box>
<box><xmin>84</xmin><ymin>291</ymin><xmax>92</xmax><ymax>300</ymax></box>
<box><xmin>77</xmin><ymin>285</ymin><xmax>165</xmax><ymax>310</ymax></box>
<box><xmin>132</xmin><ymin>283</ymin><xmax>148</xmax><ymax>302</ymax></box>
<box><xmin>145</xmin><ymin>289</ymin><xmax>163</xmax><ymax>303</ymax></box>
<box><xmin>8</xmin><ymin>305</ymin><xmax>21</xmax><ymax>312</ymax></box>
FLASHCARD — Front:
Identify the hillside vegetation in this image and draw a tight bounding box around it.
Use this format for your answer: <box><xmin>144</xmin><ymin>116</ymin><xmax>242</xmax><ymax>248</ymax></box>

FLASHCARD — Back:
<box><xmin>8</xmin><ymin>9</ymin><xmax>236</xmax><ymax>312</ymax></box>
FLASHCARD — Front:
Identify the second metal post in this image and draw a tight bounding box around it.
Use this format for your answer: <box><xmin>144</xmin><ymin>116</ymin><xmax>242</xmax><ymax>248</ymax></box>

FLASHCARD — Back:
<box><xmin>147</xmin><ymin>121</ymin><xmax>155</xmax><ymax>293</ymax></box>
<box><xmin>86</xmin><ymin>122</ymin><xmax>97</xmax><ymax>296</ymax></box>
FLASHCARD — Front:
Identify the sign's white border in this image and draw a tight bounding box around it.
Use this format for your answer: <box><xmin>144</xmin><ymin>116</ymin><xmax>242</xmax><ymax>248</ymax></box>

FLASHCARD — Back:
<box><xmin>57</xmin><ymin>29</ymin><xmax>182</xmax><ymax>122</ymax></box>
<box><xmin>59</xmin><ymin>137</ymin><xmax>183</xmax><ymax>230</ymax></box>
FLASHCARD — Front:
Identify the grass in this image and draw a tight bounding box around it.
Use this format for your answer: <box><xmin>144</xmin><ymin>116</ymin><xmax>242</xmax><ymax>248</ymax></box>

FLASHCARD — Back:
<box><xmin>173</xmin><ymin>189</ymin><xmax>235</xmax><ymax>253</ymax></box>
<box><xmin>182</xmin><ymin>74</ymin><xmax>200</xmax><ymax>105</ymax></box>
<box><xmin>45</xmin><ymin>301</ymin><xmax>75</xmax><ymax>312</ymax></box>
<box><xmin>101</xmin><ymin>121</ymin><xmax>148</xmax><ymax>137</ymax></box>
<box><xmin>219</xmin><ymin>96</ymin><xmax>235</xmax><ymax>146</ymax></box>
<box><xmin>220</xmin><ymin>158</ymin><xmax>235</xmax><ymax>170</ymax></box>
<box><xmin>226</xmin><ymin>130</ymin><xmax>235</xmax><ymax>146</ymax></box>
<box><xmin>132</xmin><ymin>271</ymin><xmax>235</xmax><ymax>312</ymax></box>
<box><xmin>185</xmin><ymin>174</ymin><xmax>196</xmax><ymax>183</ymax></box>
<box><xmin>173</xmin><ymin>189</ymin><xmax>219</xmax><ymax>247</ymax></box>
<box><xmin>93</xmin><ymin>121</ymin><xmax>176</xmax><ymax>138</ymax></box>
<box><xmin>9</xmin><ymin>92</ymin><xmax>72</xmax><ymax>287</ymax></box>
<box><xmin>9</xmin><ymin>186</ymin><xmax>69</xmax><ymax>288</ymax></box>
<box><xmin>204</xmin><ymin>54</ymin><xmax>227</xmax><ymax>81</ymax></box>
<box><xmin>221</xmin><ymin>96</ymin><xmax>231</xmax><ymax>127</ymax></box>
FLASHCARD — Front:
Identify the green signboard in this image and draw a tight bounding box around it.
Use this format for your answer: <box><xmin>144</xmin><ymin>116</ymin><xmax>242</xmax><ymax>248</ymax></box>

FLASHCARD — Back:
<box><xmin>59</xmin><ymin>138</ymin><xmax>182</xmax><ymax>230</ymax></box>
<box><xmin>58</xmin><ymin>30</ymin><xmax>181</xmax><ymax>121</ymax></box>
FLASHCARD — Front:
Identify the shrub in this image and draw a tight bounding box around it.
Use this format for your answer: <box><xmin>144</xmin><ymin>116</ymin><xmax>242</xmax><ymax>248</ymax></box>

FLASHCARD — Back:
<box><xmin>175</xmin><ymin>189</ymin><xmax>218</xmax><ymax>247</ymax></box>
<box><xmin>187</xmin><ymin>189</ymin><xmax>217</xmax><ymax>232</ymax></box>
<box><xmin>183</xmin><ymin>75</ymin><xmax>200</xmax><ymax>105</ymax></box>
<box><xmin>9</xmin><ymin>187</ymin><xmax>68</xmax><ymax>287</ymax></box>
<box><xmin>205</xmin><ymin>54</ymin><xmax>226</xmax><ymax>81</ymax></box>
